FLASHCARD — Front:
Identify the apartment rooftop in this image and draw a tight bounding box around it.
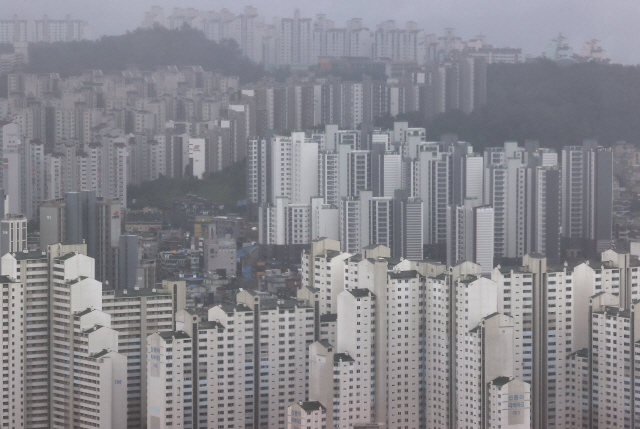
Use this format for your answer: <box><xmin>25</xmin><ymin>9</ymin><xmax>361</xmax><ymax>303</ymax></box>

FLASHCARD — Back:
<box><xmin>491</xmin><ymin>376</ymin><xmax>512</xmax><ymax>387</ymax></box>
<box><xmin>260</xmin><ymin>298</ymin><xmax>311</xmax><ymax>310</ymax></box>
<box><xmin>348</xmin><ymin>288</ymin><xmax>373</xmax><ymax>298</ymax></box>
<box><xmin>198</xmin><ymin>320</ymin><xmax>225</xmax><ymax>330</ymax></box>
<box><xmin>103</xmin><ymin>286</ymin><xmax>171</xmax><ymax>298</ymax></box>
<box><xmin>67</xmin><ymin>276</ymin><xmax>89</xmax><ymax>286</ymax></box>
<box><xmin>324</xmin><ymin>249</ymin><xmax>343</xmax><ymax>260</ymax></box>
<box><xmin>14</xmin><ymin>250</ymin><xmax>48</xmax><ymax>260</ymax></box>
<box><xmin>569</xmin><ymin>348</ymin><xmax>589</xmax><ymax>359</ymax></box>
<box><xmin>302</xmin><ymin>285</ymin><xmax>319</xmax><ymax>294</ymax></box>
<box><xmin>388</xmin><ymin>270</ymin><xmax>420</xmax><ymax>279</ymax></box>
<box><xmin>298</xmin><ymin>401</ymin><xmax>326</xmax><ymax>412</ymax></box>
<box><xmin>54</xmin><ymin>251</ymin><xmax>81</xmax><ymax>261</ymax></box>
<box><xmin>220</xmin><ymin>303</ymin><xmax>252</xmax><ymax>313</ymax></box>
<box><xmin>91</xmin><ymin>349</ymin><xmax>112</xmax><ymax>359</ymax></box>
<box><xmin>593</xmin><ymin>305</ymin><xmax>631</xmax><ymax>318</ymax></box>
<box><xmin>320</xmin><ymin>313</ymin><xmax>337</xmax><ymax>322</ymax></box>
<box><xmin>318</xmin><ymin>339</ymin><xmax>333</xmax><ymax>349</ymax></box>
<box><xmin>159</xmin><ymin>330</ymin><xmax>191</xmax><ymax>340</ymax></box>
<box><xmin>334</xmin><ymin>353</ymin><xmax>355</xmax><ymax>363</ymax></box>
<box><xmin>75</xmin><ymin>308</ymin><xmax>94</xmax><ymax>317</ymax></box>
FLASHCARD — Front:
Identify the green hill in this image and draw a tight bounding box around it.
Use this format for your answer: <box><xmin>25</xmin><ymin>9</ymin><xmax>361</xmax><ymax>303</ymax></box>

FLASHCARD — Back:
<box><xmin>26</xmin><ymin>25</ymin><xmax>265</xmax><ymax>83</ymax></box>
<box><xmin>127</xmin><ymin>161</ymin><xmax>246</xmax><ymax>211</ymax></box>
<box><xmin>381</xmin><ymin>59</ymin><xmax>640</xmax><ymax>150</ymax></box>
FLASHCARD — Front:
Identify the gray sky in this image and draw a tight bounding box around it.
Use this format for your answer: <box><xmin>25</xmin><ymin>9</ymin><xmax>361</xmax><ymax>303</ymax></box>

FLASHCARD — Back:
<box><xmin>2</xmin><ymin>0</ymin><xmax>639</xmax><ymax>64</ymax></box>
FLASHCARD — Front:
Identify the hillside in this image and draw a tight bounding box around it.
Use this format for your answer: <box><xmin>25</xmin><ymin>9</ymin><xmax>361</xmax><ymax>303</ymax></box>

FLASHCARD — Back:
<box><xmin>127</xmin><ymin>161</ymin><xmax>246</xmax><ymax>211</ymax></box>
<box><xmin>26</xmin><ymin>25</ymin><xmax>266</xmax><ymax>83</ymax></box>
<box><xmin>382</xmin><ymin>59</ymin><xmax>640</xmax><ymax>150</ymax></box>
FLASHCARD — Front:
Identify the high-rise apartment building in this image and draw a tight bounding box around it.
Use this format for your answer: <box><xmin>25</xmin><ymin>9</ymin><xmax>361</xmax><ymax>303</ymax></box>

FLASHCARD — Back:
<box><xmin>149</xmin><ymin>290</ymin><xmax>315</xmax><ymax>429</ymax></box>
<box><xmin>118</xmin><ymin>234</ymin><xmax>138</xmax><ymax>290</ymax></box>
<box><xmin>339</xmin><ymin>191</ymin><xmax>372</xmax><ymax>253</ymax></box>
<box><xmin>0</xmin><ymin>16</ymin><xmax>28</xmax><ymax>43</ymax></box>
<box><xmin>0</xmin><ymin>249</ymin><xmax>50</xmax><ymax>428</ymax></box>
<box><xmin>0</xmin><ymin>214</ymin><xmax>27</xmax><ymax>255</ymax></box>
<box><xmin>45</xmin><ymin>250</ymin><xmax>128</xmax><ymax>428</ymax></box>
<box><xmin>39</xmin><ymin>198</ymin><xmax>66</xmax><ymax>248</ymax></box>
<box><xmin>287</xmin><ymin>401</ymin><xmax>328</xmax><ymax>429</ymax></box>
<box><xmin>492</xmin><ymin>254</ymin><xmax>574</xmax><ymax>429</ymax></box>
<box><xmin>300</xmin><ymin>238</ymin><xmax>350</xmax><ymax>316</ymax></box>
<box><xmin>102</xmin><ymin>280</ymin><xmax>185</xmax><ymax>428</ymax></box>
<box><xmin>412</xmin><ymin>142</ymin><xmax>452</xmax><ymax>249</ymax></box>
<box><xmin>41</xmin><ymin>192</ymin><xmax>120</xmax><ymax>287</ymax></box>
<box><xmin>300</xmin><ymin>243</ymin><xmax>534</xmax><ymax>429</ymax></box>
<box><xmin>393</xmin><ymin>191</ymin><xmax>424</xmax><ymax>260</ymax></box>
<box><xmin>561</xmin><ymin>141</ymin><xmax>613</xmax><ymax>258</ymax></box>
<box><xmin>96</xmin><ymin>197</ymin><xmax>121</xmax><ymax>287</ymax></box>
<box><xmin>0</xmin><ymin>242</ymin><xmax>188</xmax><ymax>429</ymax></box>
<box><xmin>33</xmin><ymin>15</ymin><xmax>91</xmax><ymax>42</ymax></box>
<box><xmin>346</xmin><ymin>150</ymin><xmax>371</xmax><ymax>198</ymax></box>
<box><xmin>310</xmin><ymin>197</ymin><xmax>339</xmax><ymax>241</ymax></box>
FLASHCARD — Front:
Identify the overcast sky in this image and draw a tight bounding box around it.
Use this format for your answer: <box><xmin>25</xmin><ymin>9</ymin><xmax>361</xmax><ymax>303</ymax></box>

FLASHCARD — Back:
<box><xmin>2</xmin><ymin>0</ymin><xmax>639</xmax><ymax>64</ymax></box>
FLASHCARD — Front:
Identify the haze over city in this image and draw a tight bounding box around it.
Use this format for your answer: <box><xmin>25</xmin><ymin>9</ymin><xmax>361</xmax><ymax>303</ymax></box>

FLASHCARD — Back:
<box><xmin>1</xmin><ymin>0</ymin><xmax>640</xmax><ymax>428</ymax></box>
<box><xmin>2</xmin><ymin>0</ymin><xmax>640</xmax><ymax>63</ymax></box>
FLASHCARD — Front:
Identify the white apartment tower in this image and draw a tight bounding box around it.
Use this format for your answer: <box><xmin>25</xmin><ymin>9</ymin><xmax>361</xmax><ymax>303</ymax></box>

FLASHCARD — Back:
<box><xmin>412</xmin><ymin>142</ymin><xmax>451</xmax><ymax>246</ymax></box>
<box><xmin>146</xmin><ymin>331</ymin><xmax>195</xmax><ymax>428</ymax></box>
<box><xmin>247</xmin><ymin>138</ymin><xmax>269</xmax><ymax>206</ymax></box>
<box><xmin>307</xmin><ymin>287</ymin><xmax>377</xmax><ymax>428</ymax></box>
<box><xmin>347</xmin><ymin>150</ymin><xmax>371</xmax><ymax>198</ymax></box>
<box><xmin>487</xmin><ymin>378</ymin><xmax>532</xmax><ymax>429</ymax></box>
<box><xmin>0</xmin><ymin>214</ymin><xmax>27</xmax><ymax>256</ymax></box>
<box><xmin>561</xmin><ymin>141</ymin><xmax>613</xmax><ymax>257</ymax></box>
<box><xmin>258</xmin><ymin>196</ymin><xmax>288</xmax><ymax>245</ymax></box>
<box><xmin>287</xmin><ymin>401</ymin><xmax>328</xmax><ymax>429</ymax></box>
<box><xmin>446</xmin><ymin>202</ymin><xmax>494</xmax><ymax>272</ymax></box>
<box><xmin>572</xmin><ymin>250</ymin><xmax>640</xmax><ymax>349</ymax></box>
<box><xmin>301</xmin><ymin>238</ymin><xmax>350</xmax><ymax>316</ymax></box>
<box><xmin>235</xmin><ymin>290</ymin><xmax>315</xmax><ymax>429</ymax></box>
<box><xmin>492</xmin><ymin>254</ymin><xmax>574</xmax><ymax>429</ymax></box>
<box><xmin>453</xmin><ymin>272</ymin><xmax>531</xmax><ymax>429</ymax></box>
<box><xmin>369</xmin><ymin>197</ymin><xmax>394</xmax><ymax>249</ymax></box>
<box><xmin>286</xmin><ymin>204</ymin><xmax>311</xmax><ymax>244</ymax></box>
<box><xmin>335</xmin><ymin>288</ymin><xmax>376</xmax><ymax>425</ymax></box>
<box><xmin>47</xmin><ymin>251</ymin><xmax>128</xmax><ymax>428</ymax></box>
<box><xmin>0</xmin><ymin>17</ymin><xmax>28</xmax><ymax>43</ymax></box>
<box><xmin>339</xmin><ymin>190</ymin><xmax>372</xmax><ymax>254</ymax></box>
<box><xmin>102</xmin><ymin>281</ymin><xmax>185</xmax><ymax>429</ymax></box>
<box><xmin>456</xmin><ymin>312</ymin><xmax>531</xmax><ymax>429</ymax></box>
<box><xmin>318</xmin><ymin>150</ymin><xmax>340</xmax><ymax>205</ymax></box>
<box><xmin>588</xmin><ymin>292</ymin><xmax>640</xmax><ymax>429</ymax></box>
<box><xmin>0</xmin><ymin>250</ymin><xmax>50</xmax><ymax>428</ymax></box>
<box><xmin>310</xmin><ymin>197</ymin><xmax>339</xmax><ymax>241</ymax></box>
<box><xmin>150</xmin><ymin>292</ymin><xmax>318</xmax><ymax>428</ymax></box>
<box><xmin>484</xmin><ymin>154</ymin><xmax>527</xmax><ymax>259</ymax></box>
<box><xmin>395</xmin><ymin>195</ymin><xmax>424</xmax><ymax>260</ymax></box>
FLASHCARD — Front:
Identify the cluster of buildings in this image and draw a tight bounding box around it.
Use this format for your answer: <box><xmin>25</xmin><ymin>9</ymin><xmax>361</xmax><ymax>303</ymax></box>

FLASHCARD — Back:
<box><xmin>142</xmin><ymin>6</ymin><xmax>524</xmax><ymax>68</ymax></box>
<box><xmin>0</xmin><ymin>68</ymin><xmax>245</xmax><ymax>218</ymax></box>
<box><xmin>0</xmin><ymin>11</ymin><xmax>627</xmax><ymax>429</ymax></box>
<box><xmin>0</xmin><ymin>14</ymin><xmax>90</xmax><ymax>43</ymax></box>
<box><xmin>244</xmin><ymin>55</ymin><xmax>487</xmax><ymax>127</ymax></box>
<box><xmin>544</xmin><ymin>34</ymin><xmax>610</xmax><ymax>63</ymax></box>
<box><xmin>0</xmin><ymin>238</ymin><xmax>185</xmax><ymax>428</ymax></box>
<box><xmin>0</xmin><ymin>58</ymin><xmax>486</xmax><ymax>222</ymax></box>
<box><xmin>38</xmin><ymin>189</ymin><xmax>253</xmax><ymax>299</ymax></box>
<box><xmin>251</xmin><ymin>123</ymin><xmax>614</xmax><ymax>272</ymax></box>
<box><xmin>5</xmin><ymin>227</ymin><xmax>640</xmax><ymax>429</ymax></box>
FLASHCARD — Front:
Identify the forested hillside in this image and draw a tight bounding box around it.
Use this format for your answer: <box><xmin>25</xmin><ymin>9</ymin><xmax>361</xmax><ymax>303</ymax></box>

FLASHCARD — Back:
<box><xmin>15</xmin><ymin>26</ymin><xmax>640</xmax><ymax>150</ymax></box>
<box><xmin>127</xmin><ymin>161</ymin><xmax>246</xmax><ymax>210</ymax></box>
<box><xmin>383</xmin><ymin>59</ymin><xmax>640</xmax><ymax>150</ymax></box>
<box><xmin>25</xmin><ymin>25</ymin><xmax>266</xmax><ymax>83</ymax></box>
